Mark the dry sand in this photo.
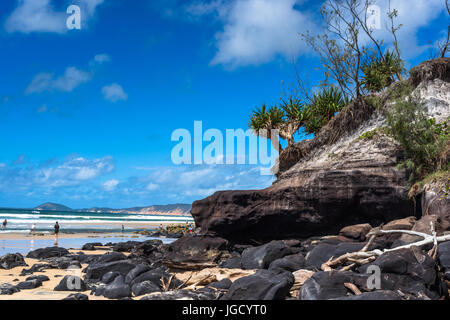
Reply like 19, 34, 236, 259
0, 249, 111, 300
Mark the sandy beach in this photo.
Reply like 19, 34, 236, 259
0, 220, 185, 241
0, 249, 112, 300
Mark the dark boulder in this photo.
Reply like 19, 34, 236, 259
27, 247, 69, 259
63, 293, 89, 300
131, 280, 161, 296
102, 275, 131, 299
222, 269, 294, 300
206, 278, 232, 290
84, 260, 137, 281
268, 254, 306, 272
26, 275, 50, 282
20, 263, 56, 276
0, 283, 20, 295
129, 267, 183, 290
125, 264, 151, 284
101, 271, 122, 284
300, 271, 369, 300
437, 241, 450, 279
76, 253, 98, 264
219, 257, 242, 269
82, 243, 103, 251
54, 275, 87, 291
130, 240, 163, 257
358, 247, 436, 286
163, 235, 229, 270
241, 241, 298, 270
56, 259, 82, 270
16, 279, 42, 290
358, 247, 439, 299
112, 241, 141, 252
339, 223, 372, 241
305, 242, 364, 269
92, 252, 127, 265
0, 253, 27, 270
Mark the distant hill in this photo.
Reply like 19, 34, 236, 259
35, 202, 72, 211
77, 203, 192, 215
34, 202, 191, 216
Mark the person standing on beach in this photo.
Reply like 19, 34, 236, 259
121, 224, 125, 233
2, 219, 7, 229
30, 223, 36, 235
54, 221, 60, 245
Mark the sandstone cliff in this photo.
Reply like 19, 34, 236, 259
191, 59, 450, 244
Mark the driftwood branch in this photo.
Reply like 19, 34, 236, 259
321, 225, 450, 271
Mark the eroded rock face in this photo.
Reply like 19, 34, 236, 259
191, 133, 413, 243
190, 59, 449, 244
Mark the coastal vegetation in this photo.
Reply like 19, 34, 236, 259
248, 0, 449, 197
386, 93, 449, 187
249, 0, 408, 150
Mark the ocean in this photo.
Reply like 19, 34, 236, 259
0, 208, 194, 234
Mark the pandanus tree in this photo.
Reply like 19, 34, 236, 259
249, 104, 283, 151
279, 95, 308, 146
303, 86, 349, 135
249, 95, 307, 151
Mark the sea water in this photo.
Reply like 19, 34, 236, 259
0, 208, 194, 234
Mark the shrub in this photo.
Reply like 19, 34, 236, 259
362, 51, 404, 93
386, 94, 449, 186
303, 87, 349, 135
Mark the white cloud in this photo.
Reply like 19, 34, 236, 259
366, 0, 447, 58
102, 83, 128, 102
5, 0, 66, 34
183, 0, 447, 67
0, 155, 114, 190
189, 0, 316, 68
146, 183, 159, 191
103, 179, 119, 191
5, 0, 104, 34
26, 67, 91, 94
93, 53, 111, 64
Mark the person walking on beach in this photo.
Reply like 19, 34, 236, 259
2, 219, 7, 229
30, 223, 36, 235
121, 224, 125, 233
54, 221, 60, 245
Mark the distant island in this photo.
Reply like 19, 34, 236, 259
33, 202, 192, 216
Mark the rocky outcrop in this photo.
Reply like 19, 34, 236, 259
163, 235, 230, 270
191, 59, 450, 244
0, 253, 27, 270
27, 247, 69, 259
0, 283, 20, 295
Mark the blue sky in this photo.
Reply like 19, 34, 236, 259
0, 0, 447, 209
